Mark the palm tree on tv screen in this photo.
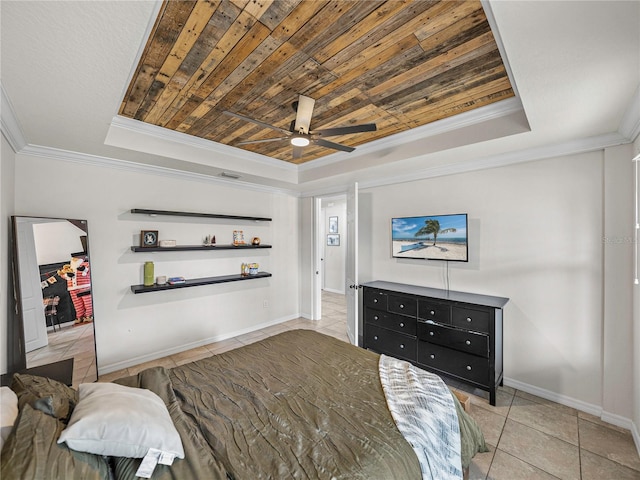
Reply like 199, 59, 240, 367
415, 219, 456, 246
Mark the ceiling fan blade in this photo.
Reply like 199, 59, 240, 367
235, 137, 289, 146
293, 95, 315, 134
313, 138, 355, 153
223, 111, 291, 135
292, 146, 304, 160
312, 123, 377, 137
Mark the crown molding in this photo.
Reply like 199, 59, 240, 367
0, 83, 27, 152
109, 115, 298, 173
619, 84, 640, 142
19, 144, 300, 196
299, 96, 525, 172
359, 131, 630, 190
301, 131, 630, 197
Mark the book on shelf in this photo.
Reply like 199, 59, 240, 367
168, 276, 186, 285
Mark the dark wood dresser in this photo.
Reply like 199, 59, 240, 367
362, 281, 509, 405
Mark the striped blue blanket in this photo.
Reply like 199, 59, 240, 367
379, 354, 463, 480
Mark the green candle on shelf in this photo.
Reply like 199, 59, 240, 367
144, 261, 154, 286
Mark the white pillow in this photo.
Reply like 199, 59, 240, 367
57, 382, 184, 459
0, 386, 19, 449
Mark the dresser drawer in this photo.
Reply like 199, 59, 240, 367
418, 299, 450, 323
388, 294, 417, 316
452, 306, 490, 333
418, 342, 489, 386
417, 321, 489, 357
364, 288, 388, 310
365, 309, 416, 336
365, 325, 416, 361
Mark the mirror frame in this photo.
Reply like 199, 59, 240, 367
7, 216, 98, 386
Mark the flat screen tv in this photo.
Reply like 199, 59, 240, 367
392, 213, 468, 262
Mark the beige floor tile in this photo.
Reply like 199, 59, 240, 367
498, 419, 580, 480
171, 346, 213, 365
205, 338, 244, 355
470, 405, 507, 446
580, 448, 640, 480
515, 390, 578, 417
470, 387, 515, 418
98, 368, 130, 383
578, 411, 633, 435
578, 418, 640, 472
488, 449, 560, 480
508, 395, 579, 445
468, 443, 494, 480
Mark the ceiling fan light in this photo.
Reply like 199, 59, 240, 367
291, 136, 310, 147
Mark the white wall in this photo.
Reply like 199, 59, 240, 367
359, 147, 634, 422
1, 134, 16, 375
322, 200, 346, 294
602, 145, 634, 423
13, 153, 300, 373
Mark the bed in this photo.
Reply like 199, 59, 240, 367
1, 329, 486, 480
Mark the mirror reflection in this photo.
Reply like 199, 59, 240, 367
13, 216, 98, 385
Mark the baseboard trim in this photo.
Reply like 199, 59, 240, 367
504, 376, 634, 432
100, 313, 300, 374
323, 288, 345, 295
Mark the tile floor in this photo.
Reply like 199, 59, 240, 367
98, 291, 640, 480
26, 321, 98, 385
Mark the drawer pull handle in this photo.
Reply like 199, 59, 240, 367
373, 335, 378, 341
374, 299, 378, 303
466, 365, 472, 371
374, 315, 379, 320
430, 354, 435, 359
466, 317, 472, 322
465, 340, 471, 345
399, 322, 405, 328
400, 344, 405, 349
430, 310, 435, 315
429, 331, 434, 336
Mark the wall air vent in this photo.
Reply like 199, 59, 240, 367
219, 172, 241, 180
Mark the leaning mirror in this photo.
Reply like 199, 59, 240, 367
11, 216, 98, 386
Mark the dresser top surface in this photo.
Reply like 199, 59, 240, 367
362, 281, 509, 308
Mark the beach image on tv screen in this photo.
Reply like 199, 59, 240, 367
392, 214, 468, 261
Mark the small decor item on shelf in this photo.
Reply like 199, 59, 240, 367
141, 230, 159, 248
251, 237, 261, 245
143, 262, 154, 286
168, 276, 186, 284
249, 263, 259, 275
203, 235, 217, 246
159, 240, 176, 247
233, 230, 245, 245
156, 275, 167, 285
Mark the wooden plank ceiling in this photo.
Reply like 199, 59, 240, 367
120, 0, 514, 164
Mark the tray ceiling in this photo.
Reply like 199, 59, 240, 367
120, 0, 514, 164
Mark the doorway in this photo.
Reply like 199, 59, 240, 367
316, 195, 348, 332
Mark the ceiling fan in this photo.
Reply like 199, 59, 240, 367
223, 95, 377, 160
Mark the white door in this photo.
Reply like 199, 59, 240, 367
346, 183, 359, 345
15, 219, 48, 352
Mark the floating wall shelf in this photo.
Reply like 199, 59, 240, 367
131, 244, 272, 252
131, 272, 272, 294
131, 208, 271, 222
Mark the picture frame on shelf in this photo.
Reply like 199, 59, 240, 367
327, 234, 340, 246
140, 230, 159, 248
233, 230, 245, 245
329, 216, 338, 233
